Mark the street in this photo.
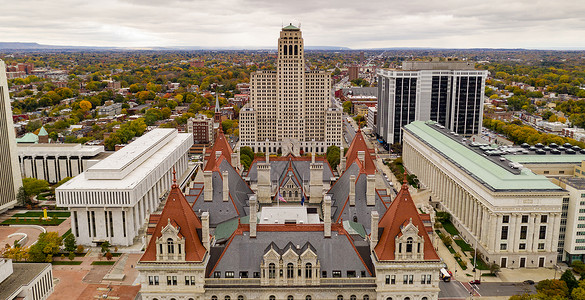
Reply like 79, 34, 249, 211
439, 281, 536, 299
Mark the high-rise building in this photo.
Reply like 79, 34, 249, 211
348, 65, 359, 81
0, 60, 23, 212
240, 25, 342, 155
376, 60, 488, 144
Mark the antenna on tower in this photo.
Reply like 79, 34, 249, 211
298, 22, 301, 29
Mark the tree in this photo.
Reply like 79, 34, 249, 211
326, 145, 340, 171
76, 245, 85, 254
572, 260, 585, 274
489, 263, 501, 275
79, 100, 92, 112
2, 244, 29, 261
572, 280, 585, 300
64, 234, 76, 252
101, 241, 111, 253
105, 251, 113, 261
535, 279, 569, 298
560, 269, 578, 292
240, 146, 255, 170
68, 251, 76, 261
22, 177, 49, 197
16, 186, 28, 206
342, 101, 352, 114
440, 235, 453, 247
28, 232, 62, 262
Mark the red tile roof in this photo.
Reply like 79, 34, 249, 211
140, 171, 207, 262
345, 128, 376, 174
204, 129, 233, 171
374, 175, 440, 261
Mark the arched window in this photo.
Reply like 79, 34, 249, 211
353, 216, 358, 222
385, 298, 392, 300
269, 263, 276, 279
238, 296, 244, 300
188, 298, 194, 300
306, 296, 312, 300
406, 237, 413, 253
225, 296, 231, 300
294, 45, 298, 55
284, 45, 288, 55
211, 297, 218, 300
167, 238, 174, 254
337, 296, 344, 300
305, 263, 312, 278
363, 296, 369, 300
287, 263, 294, 278
295, 190, 298, 198
270, 296, 276, 300
288, 296, 294, 300
350, 296, 357, 300
421, 298, 428, 300
404, 298, 411, 300
289, 45, 293, 56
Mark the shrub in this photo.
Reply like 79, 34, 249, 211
68, 251, 75, 261
105, 251, 113, 261
76, 245, 85, 254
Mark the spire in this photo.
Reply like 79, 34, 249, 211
215, 93, 220, 113
172, 167, 178, 189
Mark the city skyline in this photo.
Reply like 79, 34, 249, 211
1, 0, 585, 50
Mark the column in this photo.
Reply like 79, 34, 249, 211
545, 213, 555, 252
480, 207, 489, 246
509, 213, 518, 252
475, 203, 483, 240
531, 213, 540, 252
527, 213, 536, 252
488, 213, 498, 252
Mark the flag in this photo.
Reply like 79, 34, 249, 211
301, 195, 305, 206
278, 192, 287, 203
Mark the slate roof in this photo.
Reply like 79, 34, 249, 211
207, 223, 374, 278
329, 162, 388, 233
246, 155, 334, 186
188, 159, 252, 227
374, 177, 440, 261
140, 172, 207, 262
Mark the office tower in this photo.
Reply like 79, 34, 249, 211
0, 60, 23, 212
239, 25, 342, 155
376, 60, 488, 144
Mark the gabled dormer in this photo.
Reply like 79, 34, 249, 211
394, 219, 425, 261
156, 219, 186, 261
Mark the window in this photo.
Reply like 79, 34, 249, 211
287, 263, 294, 278
421, 275, 427, 284
540, 226, 547, 239
385, 275, 390, 284
350, 296, 357, 300
238, 296, 244, 300
254, 272, 260, 278
521, 215, 529, 223
306, 296, 312, 300
422, 298, 428, 300
520, 226, 527, 239
239, 271, 248, 278
406, 237, 413, 253
225, 297, 231, 300
386, 298, 393, 300
519, 243, 526, 250
288, 296, 294, 300
337, 296, 344, 300
541, 215, 548, 223
305, 263, 312, 278
148, 276, 159, 285
185, 276, 195, 285
225, 271, 234, 278
391, 275, 396, 284
212, 297, 218, 300
347, 271, 356, 278
363, 296, 369, 300
538, 243, 545, 250
503, 215, 510, 223
270, 296, 276, 300
501, 226, 509, 240
167, 238, 174, 254
332, 270, 342, 278
214, 271, 221, 278
322, 271, 327, 278
167, 276, 177, 285
409, 275, 413, 284
403, 275, 408, 284
500, 243, 507, 250
269, 263, 276, 279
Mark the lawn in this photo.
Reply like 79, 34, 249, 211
12, 211, 70, 218
52, 261, 82, 265
471, 256, 489, 270
454, 239, 473, 252
61, 229, 72, 239
91, 261, 116, 265
441, 219, 460, 236
1, 218, 66, 226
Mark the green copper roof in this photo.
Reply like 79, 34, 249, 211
16, 132, 39, 144
38, 126, 48, 136
214, 216, 251, 242
283, 24, 299, 30
404, 121, 563, 191
343, 220, 366, 238
504, 155, 585, 164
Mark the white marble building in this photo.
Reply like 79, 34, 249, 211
56, 129, 192, 246
18, 143, 106, 184
403, 121, 566, 269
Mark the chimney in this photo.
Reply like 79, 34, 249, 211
323, 195, 331, 238
202, 212, 210, 250
250, 195, 257, 238
204, 171, 213, 202
257, 163, 272, 203
339, 146, 346, 171
231, 148, 240, 170
349, 175, 356, 206
357, 151, 365, 165
222, 170, 229, 202
366, 174, 376, 206
370, 211, 379, 249
309, 162, 323, 203
312, 139, 316, 163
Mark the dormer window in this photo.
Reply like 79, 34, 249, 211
167, 238, 175, 254
406, 238, 413, 253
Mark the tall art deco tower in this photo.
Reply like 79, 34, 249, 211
239, 24, 342, 155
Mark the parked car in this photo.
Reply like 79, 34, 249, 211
523, 280, 535, 285
469, 280, 481, 285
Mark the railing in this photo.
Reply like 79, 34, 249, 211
320, 278, 376, 286
204, 277, 376, 287
205, 278, 261, 287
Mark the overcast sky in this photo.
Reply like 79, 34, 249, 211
1, 0, 584, 49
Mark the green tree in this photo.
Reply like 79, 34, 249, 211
572, 280, 585, 299
535, 279, 569, 298
28, 232, 62, 262
22, 178, 49, 197
240, 146, 255, 170
16, 186, 28, 206
560, 269, 578, 292
101, 241, 111, 253
68, 251, 76, 261
326, 145, 340, 171
342, 101, 352, 114
64, 234, 76, 252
